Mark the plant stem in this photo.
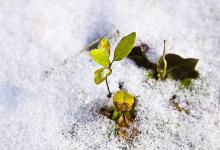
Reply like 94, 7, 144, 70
105, 77, 112, 98
162, 40, 167, 80
122, 112, 128, 127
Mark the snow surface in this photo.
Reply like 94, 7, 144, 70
0, 0, 220, 149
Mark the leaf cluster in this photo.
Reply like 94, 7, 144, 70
90, 32, 136, 85
128, 41, 199, 82
112, 91, 135, 127
99, 90, 136, 138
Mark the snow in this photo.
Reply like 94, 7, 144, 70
0, 0, 220, 149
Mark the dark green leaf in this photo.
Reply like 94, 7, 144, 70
165, 54, 199, 80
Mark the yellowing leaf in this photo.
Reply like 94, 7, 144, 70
157, 40, 167, 80
117, 112, 133, 127
98, 37, 110, 56
89, 49, 110, 67
157, 56, 167, 80
113, 91, 134, 111
94, 68, 112, 84
113, 32, 136, 61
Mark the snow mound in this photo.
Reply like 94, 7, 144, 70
0, 0, 220, 149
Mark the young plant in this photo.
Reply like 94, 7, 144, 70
89, 32, 136, 98
112, 91, 135, 127
128, 40, 199, 81
156, 40, 199, 80
100, 90, 136, 139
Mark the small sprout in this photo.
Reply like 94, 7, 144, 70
156, 40, 199, 81
113, 91, 134, 112
157, 40, 167, 80
90, 32, 136, 98
113, 90, 135, 129
114, 39, 199, 82
99, 90, 136, 139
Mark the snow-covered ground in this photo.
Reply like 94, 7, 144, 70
0, 0, 220, 149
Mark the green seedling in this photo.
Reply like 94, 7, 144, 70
128, 40, 199, 82
90, 32, 136, 98
99, 90, 136, 139
112, 90, 137, 141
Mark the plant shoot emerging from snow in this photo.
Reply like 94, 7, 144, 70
90, 32, 136, 98
156, 40, 199, 81
112, 90, 135, 128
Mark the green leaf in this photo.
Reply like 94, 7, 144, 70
113, 91, 134, 111
113, 32, 136, 61
94, 68, 112, 84
112, 109, 120, 121
165, 54, 199, 80
89, 49, 110, 67
98, 37, 111, 56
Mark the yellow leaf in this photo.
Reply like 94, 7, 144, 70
117, 112, 133, 127
94, 68, 112, 84
89, 49, 110, 67
98, 37, 110, 56
113, 91, 134, 111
